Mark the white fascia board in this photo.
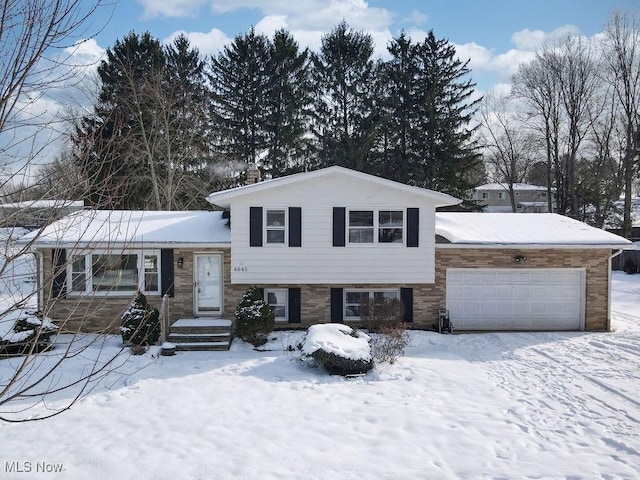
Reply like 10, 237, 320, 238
436, 243, 632, 250
207, 166, 461, 208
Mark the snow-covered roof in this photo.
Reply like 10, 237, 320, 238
474, 183, 547, 191
207, 166, 461, 209
21, 210, 230, 248
1, 200, 84, 209
435, 213, 632, 248
518, 202, 548, 207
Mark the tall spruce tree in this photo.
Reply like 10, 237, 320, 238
311, 21, 379, 172
208, 28, 270, 176
376, 31, 480, 196
263, 29, 312, 177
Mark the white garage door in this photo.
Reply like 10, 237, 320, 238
446, 268, 585, 331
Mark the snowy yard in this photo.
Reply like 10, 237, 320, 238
1, 259, 640, 478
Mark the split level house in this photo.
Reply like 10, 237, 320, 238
23, 166, 631, 345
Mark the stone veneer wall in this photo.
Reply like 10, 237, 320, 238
40, 247, 612, 333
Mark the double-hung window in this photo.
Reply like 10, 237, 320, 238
348, 210, 404, 244
265, 209, 286, 244
68, 250, 161, 295
344, 289, 400, 321
265, 289, 288, 322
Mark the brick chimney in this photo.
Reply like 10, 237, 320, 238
246, 164, 261, 184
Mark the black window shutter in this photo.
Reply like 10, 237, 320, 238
160, 249, 175, 297
250, 207, 263, 247
258, 288, 264, 299
400, 287, 413, 323
330, 288, 344, 323
288, 288, 301, 323
52, 249, 66, 298
289, 207, 302, 247
333, 207, 346, 247
407, 208, 419, 247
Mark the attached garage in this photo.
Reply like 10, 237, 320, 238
446, 268, 585, 331
435, 212, 632, 332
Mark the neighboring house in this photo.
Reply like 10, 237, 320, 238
24, 166, 630, 338
472, 183, 549, 213
0, 200, 85, 228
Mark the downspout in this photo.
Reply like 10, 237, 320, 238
608, 249, 624, 331
34, 250, 44, 314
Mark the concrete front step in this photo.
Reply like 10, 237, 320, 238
168, 332, 231, 343
173, 341, 230, 352
168, 318, 233, 351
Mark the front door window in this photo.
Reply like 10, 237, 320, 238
195, 254, 222, 314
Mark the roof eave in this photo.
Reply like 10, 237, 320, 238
436, 243, 632, 250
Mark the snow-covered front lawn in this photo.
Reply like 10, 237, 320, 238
1, 269, 640, 478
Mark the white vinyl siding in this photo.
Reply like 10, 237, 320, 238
227, 175, 438, 284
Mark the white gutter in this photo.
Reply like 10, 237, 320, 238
436, 243, 633, 250
608, 248, 625, 331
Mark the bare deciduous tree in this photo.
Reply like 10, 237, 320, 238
603, 10, 640, 237
0, 0, 141, 423
478, 90, 539, 212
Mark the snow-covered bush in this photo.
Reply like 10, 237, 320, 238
0, 309, 58, 355
120, 292, 160, 346
301, 323, 373, 375
234, 286, 275, 347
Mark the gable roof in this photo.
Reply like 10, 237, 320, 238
21, 210, 230, 248
206, 166, 461, 208
435, 212, 631, 248
474, 183, 547, 192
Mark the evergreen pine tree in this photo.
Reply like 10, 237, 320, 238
263, 29, 312, 177
208, 28, 270, 177
311, 21, 379, 172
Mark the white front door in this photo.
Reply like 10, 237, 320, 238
195, 254, 222, 315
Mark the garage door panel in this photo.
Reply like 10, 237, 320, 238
446, 268, 584, 331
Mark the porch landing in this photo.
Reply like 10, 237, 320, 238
168, 318, 233, 351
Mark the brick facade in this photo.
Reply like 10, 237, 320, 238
40, 246, 612, 333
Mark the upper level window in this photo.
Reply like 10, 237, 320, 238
481, 192, 489, 199
349, 211, 374, 243
541, 192, 547, 198
265, 209, 286, 244
498, 192, 506, 200
348, 210, 403, 244
69, 250, 160, 295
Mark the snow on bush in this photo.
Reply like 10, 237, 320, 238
0, 308, 58, 355
120, 292, 160, 346
302, 323, 373, 375
234, 286, 275, 347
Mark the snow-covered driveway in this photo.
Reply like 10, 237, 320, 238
1, 273, 640, 479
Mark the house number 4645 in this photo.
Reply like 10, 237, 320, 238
233, 266, 248, 272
